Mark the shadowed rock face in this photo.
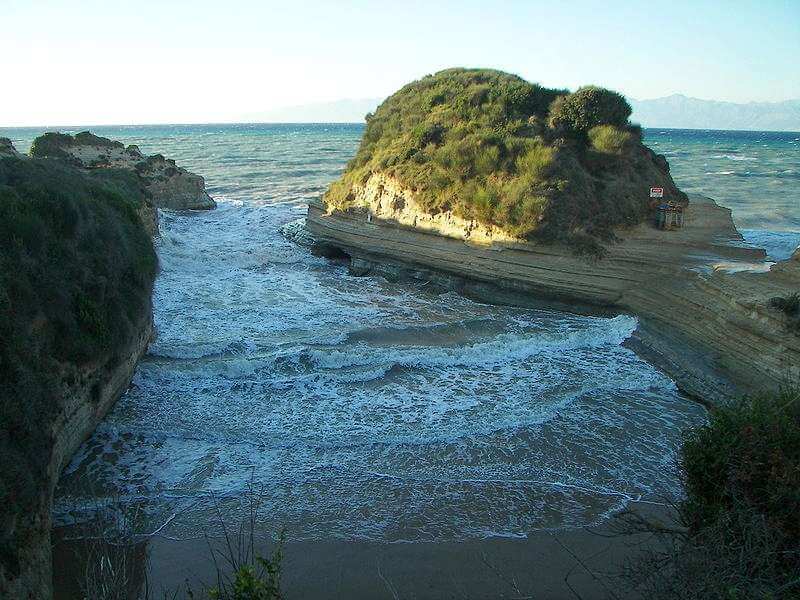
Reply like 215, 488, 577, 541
0, 137, 21, 158
30, 131, 216, 211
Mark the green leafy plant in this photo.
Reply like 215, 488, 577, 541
624, 387, 800, 599
769, 292, 800, 334
548, 86, 632, 134
588, 125, 634, 154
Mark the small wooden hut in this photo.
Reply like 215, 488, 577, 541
655, 202, 684, 230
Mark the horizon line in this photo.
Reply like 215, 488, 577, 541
1, 122, 799, 135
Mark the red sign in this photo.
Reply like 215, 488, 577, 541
650, 187, 664, 198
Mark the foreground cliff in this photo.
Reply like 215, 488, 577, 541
0, 146, 157, 597
30, 131, 216, 211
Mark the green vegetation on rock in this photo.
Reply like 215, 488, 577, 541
29, 131, 124, 162
548, 86, 631, 133
629, 387, 800, 598
0, 155, 157, 579
325, 68, 686, 249
769, 292, 800, 334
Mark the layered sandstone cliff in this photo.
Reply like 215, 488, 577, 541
307, 184, 799, 404
30, 131, 216, 211
0, 148, 158, 598
2, 316, 153, 599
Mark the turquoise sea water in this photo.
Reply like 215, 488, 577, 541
645, 128, 800, 259
1, 125, 796, 545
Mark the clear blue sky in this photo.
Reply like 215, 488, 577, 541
3, 0, 799, 125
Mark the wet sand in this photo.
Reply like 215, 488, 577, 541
53, 502, 670, 599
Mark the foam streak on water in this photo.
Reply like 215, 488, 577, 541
54, 197, 701, 540
17, 124, 794, 542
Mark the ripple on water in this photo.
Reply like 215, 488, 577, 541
23, 124, 760, 543
54, 199, 705, 542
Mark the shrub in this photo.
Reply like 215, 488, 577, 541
30, 132, 125, 160
548, 86, 632, 134
29, 132, 77, 161
588, 125, 634, 154
623, 388, 800, 599
769, 292, 800, 334
769, 292, 799, 315
682, 388, 800, 540
678, 388, 799, 595
73, 131, 124, 149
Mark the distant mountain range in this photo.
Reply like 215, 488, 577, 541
630, 95, 800, 131
243, 95, 800, 132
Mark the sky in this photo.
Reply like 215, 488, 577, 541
1, 0, 799, 126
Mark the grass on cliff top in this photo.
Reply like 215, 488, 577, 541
769, 292, 800, 335
0, 155, 156, 579
29, 131, 125, 162
325, 67, 687, 250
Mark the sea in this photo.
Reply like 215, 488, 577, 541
2, 125, 798, 586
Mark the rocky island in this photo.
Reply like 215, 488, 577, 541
0, 138, 161, 598
307, 68, 800, 402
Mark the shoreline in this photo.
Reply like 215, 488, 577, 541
306, 193, 799, 405
53, 501, 678, 600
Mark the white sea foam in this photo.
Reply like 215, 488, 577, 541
709, 154, 757, 161
50, 125, 709, 543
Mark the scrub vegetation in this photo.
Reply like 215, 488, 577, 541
769, 292, 800, 334
29, 131, 125, 162
0, 154, 156, 581
625, 387, 800, 599
325, 68, 687, 250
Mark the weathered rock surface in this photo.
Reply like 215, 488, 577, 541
347, 173, 517, 244
1, 315, 153, 599
307, 190, 800, 404
30, 131, 216, 210
1, 137, 161, 236
0, 137, 22, 158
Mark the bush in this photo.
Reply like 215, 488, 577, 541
324, 68, 685, 250
623, 388, 800, 599
769, 292, 799, 315
28, 131, 77, 161
769, 292, 800, 334
0, 156, 157, 579
682, 388, 800, 541
548, 86, 632, 134
588, 125, 634, 154
30, 131, 124, 160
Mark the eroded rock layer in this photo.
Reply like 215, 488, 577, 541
30, 131, 216, 211
2, 317, 152, 599
307, 192, 799, 403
